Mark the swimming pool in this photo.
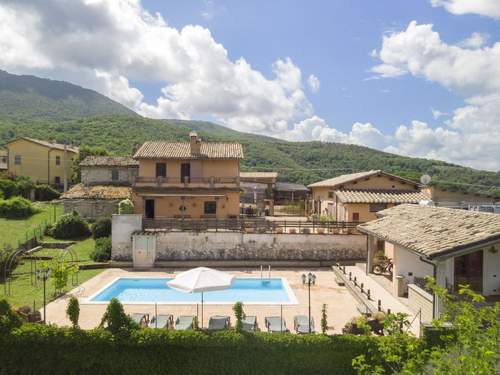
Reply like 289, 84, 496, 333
87, 277, 298, 305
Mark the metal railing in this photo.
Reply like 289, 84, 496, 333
143, 217, 362, 234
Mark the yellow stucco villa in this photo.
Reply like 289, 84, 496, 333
132, 132, 243, 219
5, 137, 78, 187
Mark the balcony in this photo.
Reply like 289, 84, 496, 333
133, 176, 240, 189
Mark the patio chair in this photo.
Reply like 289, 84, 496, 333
208, 315, 231, 331
130, 313, 149, 327
294, 315, 315, 334
148, 314, 174, 329
175, 315, 195, 330
265, 316, 289, 333
242, 315, 258, 332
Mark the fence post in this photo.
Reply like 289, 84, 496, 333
378, 300, 381, 312
349, 272, 352, 281
367, 289, 371, 300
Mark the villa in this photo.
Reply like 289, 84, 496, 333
358, 204, 500, 322
308, 170, 427, 221
131, 132, 243, 219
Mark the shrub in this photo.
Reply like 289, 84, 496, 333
53, 211, 90, 239
34, 185, 60, 201
321, 304, 328, 334
100, 298, 138, 336
91, 218, 111, 239
118, 199, 134, 214
232, 302, 244, 332
66, 296, 80, 328
0, 299, 22, 335
0, 197, 38, 218
90, 237, 112, 262
0, 179, 19, 199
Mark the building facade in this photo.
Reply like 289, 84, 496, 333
80, 156, 138, 186
5, 137, 78, 187
308, 170, 423, 222
132, 132, 243, 219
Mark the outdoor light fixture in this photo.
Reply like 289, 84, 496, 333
302, 272, 316, 333
36, 267, 51, 324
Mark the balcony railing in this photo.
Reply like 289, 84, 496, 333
134, 176, 240, 187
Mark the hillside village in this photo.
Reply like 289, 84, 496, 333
0, 1, 499, 373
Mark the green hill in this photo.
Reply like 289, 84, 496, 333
0, 70, 136, 122
0, 70, 498, 198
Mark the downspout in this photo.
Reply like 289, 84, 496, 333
47, 148, 52, 185
419, 256, 437, 319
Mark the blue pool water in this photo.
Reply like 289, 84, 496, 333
90, 278, 295, 304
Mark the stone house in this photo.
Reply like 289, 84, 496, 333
358, 204, 500, 322
80, 156, 138, 186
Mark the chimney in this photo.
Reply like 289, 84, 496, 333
189, 131, 201, 155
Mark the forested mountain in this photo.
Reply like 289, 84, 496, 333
0, 70, 498, 197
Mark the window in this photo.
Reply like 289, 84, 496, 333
111, 169, 119, 181
204, 201, 217, 215
54, 176, 61, 185
156, 163, 166, 178
352, 212, 360, 222
55, 156, 61, 166
181, 163, 191, 183
14, 155, 21, 165
369, 203, 388, 212
328, 191, 334, 199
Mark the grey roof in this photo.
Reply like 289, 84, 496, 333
357, 204, 500, 259
134, 141, 244, 160
274, 182, 309, 192
80, 156, 138, 167
335, 189, 429, 204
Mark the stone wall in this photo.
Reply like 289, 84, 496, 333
81, 166, 137, 186
62, 199, 120, 220
112, 231, 366, 263
408, 283, 433, 323
111, 214, 143, 261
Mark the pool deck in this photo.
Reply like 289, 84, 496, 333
44, 268, 359, 334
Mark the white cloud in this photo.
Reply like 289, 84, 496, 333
371, 21, 500, 96
431, 108, 446, 119
307, 74, 320, 93
458, 32, 489, 49
430, 0, 500, 19
0, 0, 315, 138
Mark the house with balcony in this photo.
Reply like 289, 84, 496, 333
132, 132, 243, 219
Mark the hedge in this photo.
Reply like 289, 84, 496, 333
0, 197, 38, 218
90, 237, 112, 262
52, 211, 91, 239
34, 184, 60, 201
0, 324, 383, 375
91, 218, 111, 239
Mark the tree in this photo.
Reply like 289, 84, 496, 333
66, 296, 80, 328
321, 304, 328, 334
232, 302, 244, 332
99, 298, 137, 336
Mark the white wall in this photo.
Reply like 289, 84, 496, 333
483, 244, 500, 295
111, 214, 143, 261
392, 244, 434, 292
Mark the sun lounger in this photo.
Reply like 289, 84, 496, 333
148, 314, 174, 329
208, 315, 230, 330
265, 316, 289, 333
242, 315, 258, 332
294, 315, 315, 334
175, 315, 195, 330
130, 313, 149, 327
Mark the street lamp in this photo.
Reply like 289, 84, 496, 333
36, 268, 51, 324
302, 272, 316, 333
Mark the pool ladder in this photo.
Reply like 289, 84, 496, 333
260, 265, 271, 280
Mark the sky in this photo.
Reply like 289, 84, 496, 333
0, 0, 499, 170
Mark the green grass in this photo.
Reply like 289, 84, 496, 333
0, 202, 62, 249
2, 237, 105, 309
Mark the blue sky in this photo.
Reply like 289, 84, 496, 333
0, 0, 499, 170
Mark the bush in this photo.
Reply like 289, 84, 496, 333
34, 185, 60, 201
0, 324, 386, 375
232, 302, 244, 332
0, 299, 22, 335
66, 297, 80, 328
90, 237, 112, 262
0, 197, 38, 218
0, 179, 20, 199
118, 199, 134, 214
100, 298, 137, 336
91, 218, 111, 239
53, 211, 90, 239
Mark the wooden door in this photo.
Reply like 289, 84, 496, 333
454, 250, 483, 293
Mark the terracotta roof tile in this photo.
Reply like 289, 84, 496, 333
80, 156, 138, 167
308, 170, 419, 188
357, 204, 500, 258
336, 189, 429, 204
133, 141, 243, 160
61, 184, 131, 200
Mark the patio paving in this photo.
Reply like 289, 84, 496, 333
43, 268, 360, 334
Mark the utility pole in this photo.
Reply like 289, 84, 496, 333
63, 142, 68, 192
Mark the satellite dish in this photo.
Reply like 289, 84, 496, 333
420, 174, 432, 185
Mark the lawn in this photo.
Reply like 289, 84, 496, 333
2, 237, 106, 309
0, 202, 62, 249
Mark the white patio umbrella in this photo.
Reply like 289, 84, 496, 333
167, 267, 235, 327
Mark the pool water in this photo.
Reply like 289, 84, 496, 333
89, 278, 297, 304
